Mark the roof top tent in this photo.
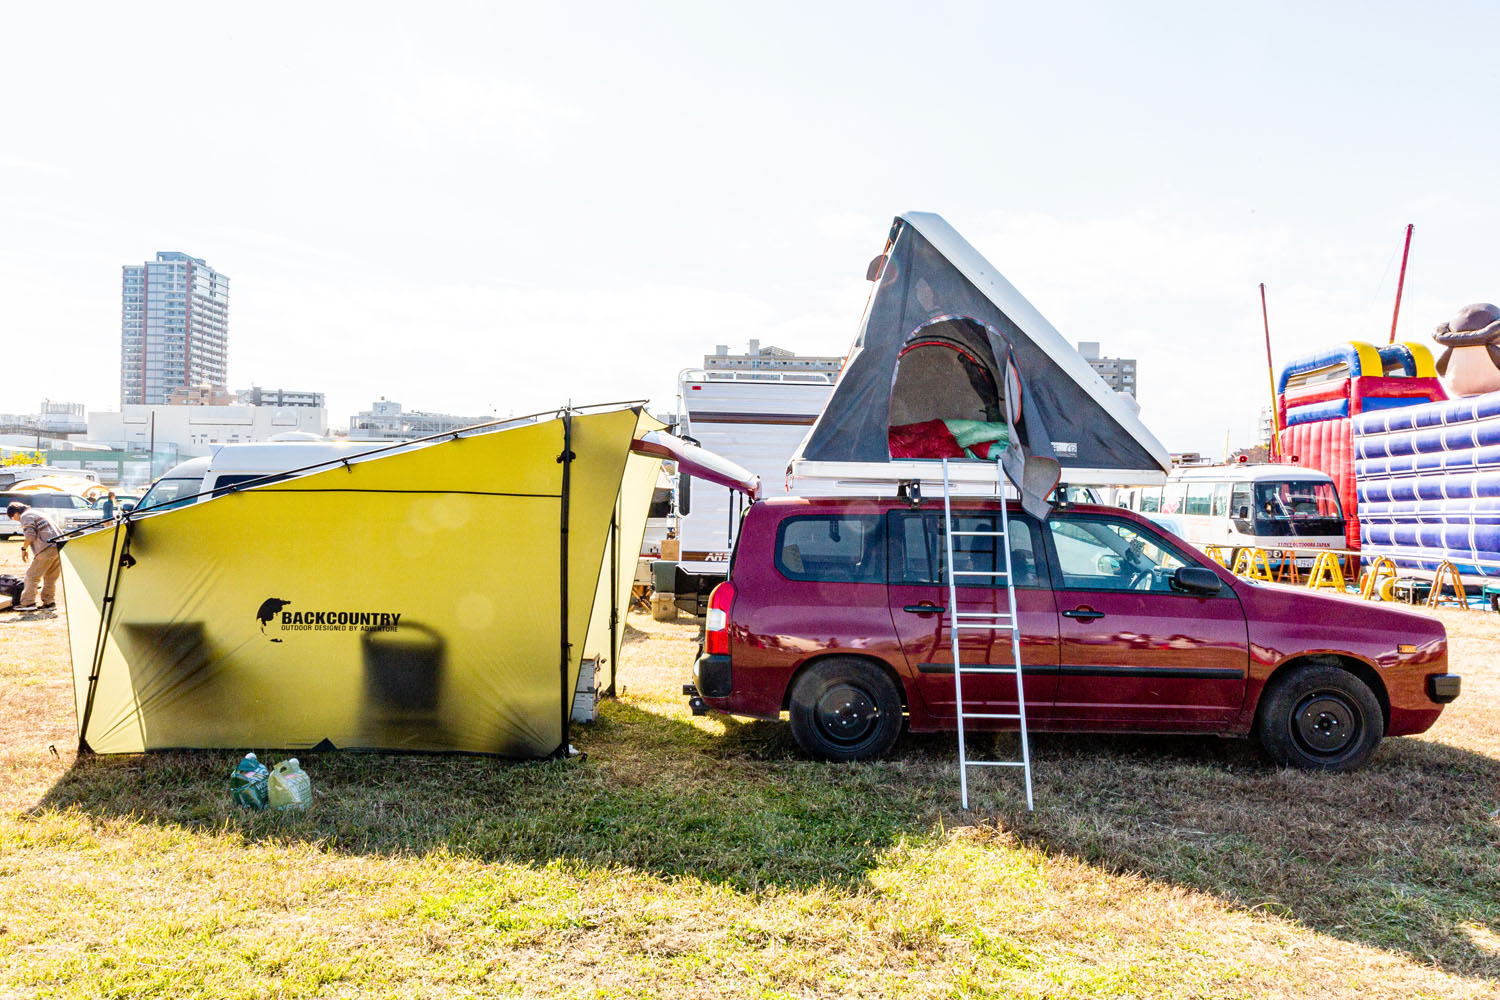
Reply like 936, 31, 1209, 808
789, 212, 1170, 517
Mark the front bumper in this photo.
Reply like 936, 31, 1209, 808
1426, 673, 1462, 704
693, 653, 732, 698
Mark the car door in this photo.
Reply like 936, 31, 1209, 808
1043, 513, 1249, 729
886, 508, 1060, 720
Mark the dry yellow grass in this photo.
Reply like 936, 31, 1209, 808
0, 536, 1496, 998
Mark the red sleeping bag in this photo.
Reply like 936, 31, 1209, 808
888, 421, 1004, 460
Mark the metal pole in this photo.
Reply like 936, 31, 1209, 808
1388, 224, 1414, 345
606, 500, 619, 698
557, 409, 574, 757
1260, 283, 1281, 461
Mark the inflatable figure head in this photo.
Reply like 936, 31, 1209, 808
1433, 302, 1500, 397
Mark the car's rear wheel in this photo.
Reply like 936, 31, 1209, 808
1257, 662, 1383, 771
788, 657, 903, 762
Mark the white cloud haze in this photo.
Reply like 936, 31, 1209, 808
2, 1, 1498, 458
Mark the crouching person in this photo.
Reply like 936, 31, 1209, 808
7, 502, 62, 611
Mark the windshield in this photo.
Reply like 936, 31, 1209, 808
137, 477, 204, 512
1246, 480, 1344, 537
1255, 481, 1342, 520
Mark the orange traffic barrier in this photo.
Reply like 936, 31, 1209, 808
1274, 553, 1301, 585
1307, 551, 1347, 593
1359, 556, 1398, 601
1202, 545, 1230, 568
1427, 561, 1469, 610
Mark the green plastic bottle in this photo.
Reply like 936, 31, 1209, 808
268, 758, 312, 811
230, 753, 270, 810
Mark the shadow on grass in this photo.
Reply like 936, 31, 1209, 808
1005, 730, 1500, 981
33, 700, 1500, 979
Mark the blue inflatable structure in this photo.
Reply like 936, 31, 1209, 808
1354, 390, 1500, 580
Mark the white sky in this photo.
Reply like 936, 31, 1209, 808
2, 1, 1498, 457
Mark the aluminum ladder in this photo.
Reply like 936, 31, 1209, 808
940, 458, 1034, 811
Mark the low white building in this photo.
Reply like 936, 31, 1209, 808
349, 399, 488, 441
88, 403, 329, 458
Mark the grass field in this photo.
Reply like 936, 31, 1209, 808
1, 537, 1497, 998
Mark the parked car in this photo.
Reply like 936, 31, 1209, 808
134, 442, 374, 514
0, 489, 105, 538
693, 497, 1460, 771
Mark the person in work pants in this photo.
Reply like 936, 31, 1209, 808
7, 502, 62, 610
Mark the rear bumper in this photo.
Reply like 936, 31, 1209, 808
1426, 673, 1461, 704
693, 653, 732, 698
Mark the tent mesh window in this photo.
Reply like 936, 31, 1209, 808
888, 316, 1009, 460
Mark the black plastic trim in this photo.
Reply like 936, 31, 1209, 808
695, 654, 733, 697
1426, 673, 1461, 704
914, 662, 1245, 680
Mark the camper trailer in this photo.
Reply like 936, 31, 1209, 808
673, 367, 879, 612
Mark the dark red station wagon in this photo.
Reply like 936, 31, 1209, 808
690, 497, 1461, 770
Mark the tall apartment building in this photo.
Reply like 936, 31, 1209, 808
1076, 341, 1138, 399
121, 252, 230, 406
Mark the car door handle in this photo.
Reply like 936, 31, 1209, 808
903, 605, 946, 615
1063, 608, 1105, 621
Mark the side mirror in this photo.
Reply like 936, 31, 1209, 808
1236, 505, 1250, 520
865, 254, 887, 281
1171, 565, 1223, 596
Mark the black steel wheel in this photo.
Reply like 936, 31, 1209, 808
1257, 661, 1383, 771
788, 657, 903, 762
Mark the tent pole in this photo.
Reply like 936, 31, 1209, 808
607, 497, 620, 699
557, 409, 574, 757
76, 517, 131, 753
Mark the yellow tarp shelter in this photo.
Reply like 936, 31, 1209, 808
61, 406, 663, 757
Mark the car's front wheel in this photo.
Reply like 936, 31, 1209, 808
788, 657, 903, 762
1257, 661, 1384, 771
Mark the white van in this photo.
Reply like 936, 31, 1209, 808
1117, 464, 1346, 564
135, 441, 375, 513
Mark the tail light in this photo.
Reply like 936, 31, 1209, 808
704, 581, 735, 655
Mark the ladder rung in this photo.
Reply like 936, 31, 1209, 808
950, 530, 1004, 537
961, 712, 1021, 719
955, 623, 1012, 631
964, 761, 1028, 769
958, 666, 1017, 674
950, 570, 1008, 576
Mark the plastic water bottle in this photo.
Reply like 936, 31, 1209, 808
230, 753, 270, 810
268, 758, 313, 811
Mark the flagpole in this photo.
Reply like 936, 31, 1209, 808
1388, 223, 1414, 345
1261, 283, 1280, 461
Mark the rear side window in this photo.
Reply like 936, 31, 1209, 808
776, 514, 884, 583
890, 511, 1048, 589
